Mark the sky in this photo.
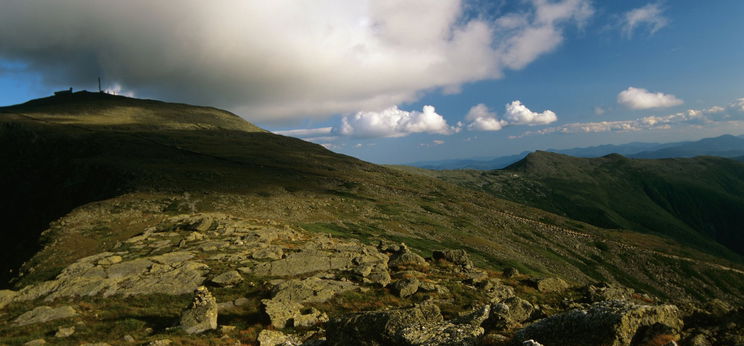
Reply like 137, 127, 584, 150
1, 0, 743, 164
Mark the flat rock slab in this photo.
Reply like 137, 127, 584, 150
14, 305, 78, 326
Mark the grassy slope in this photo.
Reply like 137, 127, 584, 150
3, 93, 744, 303
411, 151, 744, 260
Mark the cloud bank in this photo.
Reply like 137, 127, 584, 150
337, 105, 458, 138
0, 0, 592, 121
617, 87, 683, 110
515, 97, 744, 138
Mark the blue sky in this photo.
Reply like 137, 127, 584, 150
1, 1, 743, 164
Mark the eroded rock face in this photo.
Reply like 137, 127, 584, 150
13, 305, 78, 326
180, 286, 218, 334
515, 300, 683, 346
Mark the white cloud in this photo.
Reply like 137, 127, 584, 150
730, 98, 744, 112
594, 106, 606, 115
337, 105, 458, 138
466, 104, 506, 131
433, 139, 445, 145
617, 87, 683, 110
514, 100, 744, 138
465, 101, 557, 131
503, 100, 558, 125
622, 3, 668, 38
0, 0, 593, 121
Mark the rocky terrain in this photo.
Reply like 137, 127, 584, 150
1, 93, 743, 345
0, 210, 742, 345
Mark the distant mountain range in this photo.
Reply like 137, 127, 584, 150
408, 134, 744, 170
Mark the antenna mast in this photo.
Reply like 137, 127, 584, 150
98, 77, 102, 93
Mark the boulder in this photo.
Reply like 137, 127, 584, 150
480, 279, 515, 302
326, 302, 444, 345
210, 270, 243, 287
327, 303, 489, 346
180, 286, 218, 334
490, 297, 534, 329
13, 305, 78, 326
586, 282, 636, 302
392, 277, 419, 298
515, 300, 683, 346
388, 247, 428, 270
535, 277, 569, 293
23, 339, 46, 345
433, 249, 473, 269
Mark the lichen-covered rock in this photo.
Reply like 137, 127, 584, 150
515, 300, 683, 346
326, 302, 444, 345
433, 249, 473, 269
393, 277, 419, 298
210, 270, 243, 287
180, 286, 218, 334
262, 277, 355, 328
491, 297, 534, 329
586, 282, 636, 302
535, 277, 569, 293
388, 246, 428, 270
480, 279, 515, 302
257, 329, 302, 346
13, 305, 78, 326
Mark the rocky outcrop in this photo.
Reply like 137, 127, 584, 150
514, 300, 683, 346
180, 286, 218, 334
0, 290, 17, 309
326, 303, 490, 346
392, 277, 419, 298
388, 245, 428, 270
490, 297, 534, 329
13, 305, 78, 326
262, 277, 356, 328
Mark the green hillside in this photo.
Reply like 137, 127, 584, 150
415, 151, 744, 260
2, 92, 743, 303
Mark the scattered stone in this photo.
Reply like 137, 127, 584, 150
523, 340, 544, 346
392, 277, 419, 298
535, 277, 569, 293
220, 325, 237, 334
55, 326, 75, 338
363, 265, 392, 287
23, 339, 46, 346
148, 339, 172, 346
463, 270, 489, 284
432, 249, 473, 269
79, 343, 111, 346
0, 289, 17, 309
13, 305, 78, 326
123, 335, 135, 342
180, 286, 218, 334
257, 329, 301, 346
515, 300, 683, 346
685, 333, 713, 346
210, 270, 244, 287
503, 267, 520, 278
632, 322, 680, 346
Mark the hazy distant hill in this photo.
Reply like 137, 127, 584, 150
408, 134, 744, 170
422, 151, 744, 258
